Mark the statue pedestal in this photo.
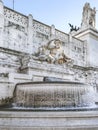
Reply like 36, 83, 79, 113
21, 60, 74, 81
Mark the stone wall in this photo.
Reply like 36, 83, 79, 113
3, 7, 28, 53
70, 37, 87, 66
0, 4, 87, 67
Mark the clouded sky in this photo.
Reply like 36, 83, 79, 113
2, 0, 98, 33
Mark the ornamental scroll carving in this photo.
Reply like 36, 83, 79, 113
32, 39, 72, 64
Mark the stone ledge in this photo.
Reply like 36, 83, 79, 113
0, 110, 98, 130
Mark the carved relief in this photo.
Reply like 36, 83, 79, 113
33, 21, 50, 52
33, 20, 50, 35
32, 39, 72, 64
4, 7, 28, 27
0, 52, 19, 67
55, 30, 68, 42
18, 54, 31, 70
5, 21, 25, 32
4, 25, 28, 52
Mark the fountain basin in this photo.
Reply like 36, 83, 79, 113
13, 81, 95, 109
0, 110, 98, 130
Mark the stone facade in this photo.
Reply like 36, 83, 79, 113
0, 1, 98, 105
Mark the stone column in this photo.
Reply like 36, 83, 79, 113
50, 24, 55, 40
0, 0, 4, 47
27, 14, 33, 54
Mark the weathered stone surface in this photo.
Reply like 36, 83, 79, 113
0, 111, 98, 130
0, 0, 97, 104
0, 1, 98, 129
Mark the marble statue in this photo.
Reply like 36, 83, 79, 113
33, 39, 71, 64
81, 2, 96, 28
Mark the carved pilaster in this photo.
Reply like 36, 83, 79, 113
68, 32, 73, 58
69, 32, 72, 42
0, 0, 4, 47
27, 14, 33, 54
50, 24, 55, 40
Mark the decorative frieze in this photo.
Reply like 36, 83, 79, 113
55, 29, 68, 42
33, 20, 50, 35
4, 7, 28, 27
33, 20, 50, 52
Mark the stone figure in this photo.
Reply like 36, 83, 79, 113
32, 39, 72, 64
81, 2, 96, 28
89, 7, 96, 27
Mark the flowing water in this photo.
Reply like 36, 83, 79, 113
13, 81, 95, 110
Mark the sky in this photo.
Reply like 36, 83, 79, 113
2, 0, 98, 33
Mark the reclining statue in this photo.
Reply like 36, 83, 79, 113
32, 39, 72, 64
